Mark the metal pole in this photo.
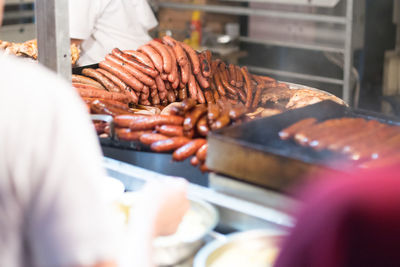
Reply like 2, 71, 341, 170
35, 0, 71, 81
343, 0, 354, 104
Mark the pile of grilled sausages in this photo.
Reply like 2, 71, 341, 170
113, 99, 247, 171
279, 117, 400, 169
72, 36, 278, 107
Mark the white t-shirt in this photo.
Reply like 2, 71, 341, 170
0, 54, 121, 267
69, 0, 158, 66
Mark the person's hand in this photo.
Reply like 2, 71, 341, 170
140, 177, 190, 237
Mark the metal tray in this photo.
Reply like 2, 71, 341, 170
206, 100, 400, 191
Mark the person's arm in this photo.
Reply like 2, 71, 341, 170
1, 58, 121, 267
126, 179, 189, 267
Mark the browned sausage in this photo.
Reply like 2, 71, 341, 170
96, 68, 130, 93
199, 163, 210, 173
196, 115, 209, 136
74, 84, 131, 104
235, 66, 243, 87
90, 100, 133, 116
123, 50, 155, 69
156, 125, 184, 137
82, 68, 119, 92
150, 136, 191, 152
229, 104, 247, 120
180, 42, 201, 75
241, 67, 254, 108
208, 103, 220, 122
183, 129, 195, 139
149, 40, 172, 74
165, 45, 179, 86
222, 79, 238, 96
196, 143, 208, 161
211, 113, 231, 130
111, 48, 158, 78
106, 54, 155, 87
116, 128, 152, 141
237, 88, 246, 103
72, 74, 105, 90
155, 75, 166, 92
195, 72, 210, 89
140, 133, 169, 145
99, 60, 144, 92
252, 84, 263, 108
129, 115, 184, 130
178, 87, 188, 101
200, 51, 211, 78
180, 63, 190, 84
190, 156, 200, 166
83, 98, 128, 110
204, 89, 215, 104
162, 36, 188, 67
138, 45, 164, 73
278, 118, 318, 140
228, 64, 237, 86
172, 138, 207, 161
178, 98, 197, 113
159, 90, 167, 101
188, 74, 198, 99
196, 82, 206, 104
183, 105, 207, 131
167, 90, 176, 103
114, 115, 145, 128
140, 99, 151, 105
214, 71, 226, 96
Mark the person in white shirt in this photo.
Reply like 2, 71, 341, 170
0, 1, 188, 266
69, 0, 158, 66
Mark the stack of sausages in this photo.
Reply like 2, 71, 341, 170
113, 99, 247, 172
279, 117, 400, 169
73, 36, 278, 108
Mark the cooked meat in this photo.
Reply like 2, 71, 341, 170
261, 86, 293, 104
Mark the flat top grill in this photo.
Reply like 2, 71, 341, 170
206, 100, 400, 191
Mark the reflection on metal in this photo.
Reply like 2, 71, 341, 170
158, 2, 346, 24
247, 65, 344, 85
35, 0, 71, 81
103, 157, 294, 229
342, 0, 354, 104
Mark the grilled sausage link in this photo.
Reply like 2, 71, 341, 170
138, 45, 164, 73
149, 40, 172, 74
82, 68, 119, 92
115, 128, 152, 141
172, 138, 207, 161
99, 60, 144, 92
140, 133, 169, 145
73, 84, 131, 103
196, 143, 208, 161
241, 66, 254, 108
123, 50, 155, 68
156, 125, 184, 137
183, 105, 207, 131
106, 53, 155, 87
111, 48, 158, 78
72, 74, 105, 90
196, 115, 209, 137
150, 137, 191, 152
180, 42, 201, 75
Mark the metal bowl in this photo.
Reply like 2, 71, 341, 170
154, 198, 219, 266
194, 229, 286, 267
